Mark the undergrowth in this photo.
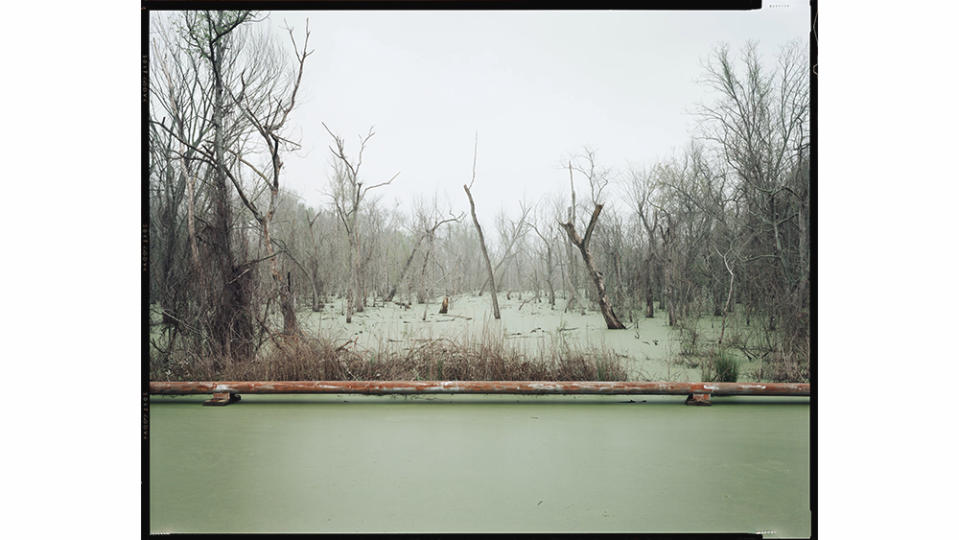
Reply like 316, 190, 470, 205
151, 331, 629, 382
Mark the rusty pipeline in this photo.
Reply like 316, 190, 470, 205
149, 380, 809, 397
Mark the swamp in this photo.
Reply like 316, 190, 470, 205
148, 11, 809, 386
145, 7, 813, 537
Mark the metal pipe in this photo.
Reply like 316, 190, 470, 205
149, 380, 809, 396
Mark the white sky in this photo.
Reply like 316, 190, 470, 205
158, 7, 810, 226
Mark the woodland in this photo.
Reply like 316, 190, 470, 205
148, 11, 810, 383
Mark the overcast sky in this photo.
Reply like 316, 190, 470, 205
157, 7, 809, 227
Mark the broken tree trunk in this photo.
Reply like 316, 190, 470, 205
560, 203, 626, 330
464, 184, 500, 320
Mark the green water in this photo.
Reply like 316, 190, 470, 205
293, 294, 735, 381
153, 294, 785, 382
149, 395, 810, 536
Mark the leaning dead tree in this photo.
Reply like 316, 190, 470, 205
560, 152, 626, 330
324, 123, 398, 323
386, 233, 424, 302
463, 135, 501, 320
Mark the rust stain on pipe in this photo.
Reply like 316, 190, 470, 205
149, 380, 809, 396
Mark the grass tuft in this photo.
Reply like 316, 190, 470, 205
702, 347, 739, 383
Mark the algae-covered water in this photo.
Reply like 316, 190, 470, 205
149, 394, 810, 536
295, 294, 758, 381
151, 293, 783, 382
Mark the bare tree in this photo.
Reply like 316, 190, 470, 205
698, 41, 809, 334
627, 167, 661, 318
529, 203, 559, 307
151, 20, 213, 278
147, 16, 809, 383
652, 147, 717, 324
478, 203, 531, 296
267, 193, 321, 315
324, 124, 399, 323
386, 232, 425, 303
559, 151, 626, 330
355, 200, 386, 308
227, 21, 312, 334
593, 206, 627, 311
413, 201, 464, 304
153, 10, 261, 361
304, 207, 334, 310
463, 135, 501, 320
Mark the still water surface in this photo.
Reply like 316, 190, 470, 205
149, 394, 809, 536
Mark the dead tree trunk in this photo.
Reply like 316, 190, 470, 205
305, 213, 326, 311
178, 150, 201, 272
387, 234, 424, 302
564, 210, 583, 313
462, 135, 500, 320
464, 184, 500, 320
310, 270, 324, 311
564, 165, 586, 314
560, 204, 626, 330
357, 232, 377, 312
416, 232, 435, 304
530, 222, 556, 307
477, 253, 514, 296
661, 221, 677, 327
261, 216, 298, 334
324, 124, 398, 323
347, 227, 359, 323
210, 34, 254, 361
545, 244, 556, 307
644, 261, 655, 318
717, 252, 735, 345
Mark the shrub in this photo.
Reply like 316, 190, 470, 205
702, 347, 738, 382
150, 330, 629, 382
677, 321, 701, 356
713, 351, 739, 382
760, 350, 810, 383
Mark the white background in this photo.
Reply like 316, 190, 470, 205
1, 2, 957, 538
